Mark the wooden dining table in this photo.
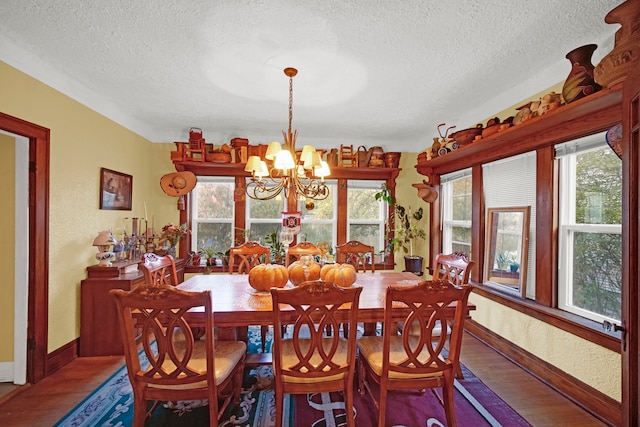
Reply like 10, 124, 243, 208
176, 271, 475, 332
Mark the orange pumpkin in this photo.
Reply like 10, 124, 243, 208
248, 263, 289, 291
320, 263, 357, 287
287, 260, 321, 285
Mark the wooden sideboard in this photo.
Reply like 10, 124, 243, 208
79, 258, 185, 356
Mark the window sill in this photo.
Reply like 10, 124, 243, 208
470, 281, 621, 353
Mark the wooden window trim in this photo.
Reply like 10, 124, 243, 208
418, 86, 623, 352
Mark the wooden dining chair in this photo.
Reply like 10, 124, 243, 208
139, 252, 179, 286
433, 252, 475, 285
109, 284, 246, 427
285, 241, 322, 267
432, 251, 474, 378
336, 240, 375, 272
357, 280, 473, 427
229, 241, 271, 351
228, 241, 270, 274
271, 281, 362, 427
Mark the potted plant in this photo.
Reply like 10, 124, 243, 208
264, 229, 285, 264
199, 246, 217, 266
375, 184, 427, 275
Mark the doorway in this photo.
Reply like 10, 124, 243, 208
0, 112, 49, 384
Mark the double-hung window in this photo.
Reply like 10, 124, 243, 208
347, 180, 387, 253
190, 177, 234, 254
299, 180, 337, 245
557, 132, 622, 323
441, 169, 472, 256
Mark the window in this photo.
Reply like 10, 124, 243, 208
245, 190, 285, 243
441, 169, 472, 255
299, 180, 337, 245
188, 175, 392, 267
557, 132, 622, 323
483, 152, 537, 299
190, 177, 234, 254
347, 180, 387, 253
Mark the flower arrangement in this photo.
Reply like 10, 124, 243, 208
160, 223, 189, 247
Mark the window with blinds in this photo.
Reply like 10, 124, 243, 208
482, 152, 537, 299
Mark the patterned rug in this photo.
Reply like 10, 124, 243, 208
54, 327, 531, 426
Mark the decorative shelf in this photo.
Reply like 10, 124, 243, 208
415, 85, 623, 178
172, 160, 401, 180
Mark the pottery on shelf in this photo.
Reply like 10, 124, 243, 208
562, 44, 602, 104
594, 0, 640, 88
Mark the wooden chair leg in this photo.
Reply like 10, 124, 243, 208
260, 325, 268, 352
442, 372, 457, 427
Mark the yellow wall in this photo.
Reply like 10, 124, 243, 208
470, 293, 621, 401
0, 133, 16, 362
393, 152, 430, 268
0, 61, 179, 352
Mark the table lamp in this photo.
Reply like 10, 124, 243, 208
93, 230, 117, 267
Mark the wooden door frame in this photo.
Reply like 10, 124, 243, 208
622, 73, 640, 427
0, 112, 49, 384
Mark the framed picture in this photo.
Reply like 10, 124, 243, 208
100, 168, 132, 210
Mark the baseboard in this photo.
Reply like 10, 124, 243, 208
465, 320, 621, 427
46, 338, 78, 376
0, 362, 13, 382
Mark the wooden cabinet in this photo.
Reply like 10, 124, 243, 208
79, 259, 185, 356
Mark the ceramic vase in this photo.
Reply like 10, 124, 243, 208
594, 0, 640, 88
562, 44, 602, 104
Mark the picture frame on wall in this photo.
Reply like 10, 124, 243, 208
100, 168, 132, 210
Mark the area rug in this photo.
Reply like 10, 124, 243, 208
55, 327, 531, 426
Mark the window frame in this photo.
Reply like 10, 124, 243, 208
557, 142, 622, 324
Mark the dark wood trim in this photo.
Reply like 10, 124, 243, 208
621, 71, 640, 427
466, 319, 621, 427
535, 146, 558, 306
471, 164, 484, 283
471, 284, 620, 352
0, 112, 49, 384
46, 339, 78, 376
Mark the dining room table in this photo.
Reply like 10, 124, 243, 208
176, 271, 475, 335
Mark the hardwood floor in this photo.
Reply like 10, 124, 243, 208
0, 332, 609, 426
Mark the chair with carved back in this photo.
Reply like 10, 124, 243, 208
357, 280, 473, 427
229, 241, 271, 352
228, 241, 269, 274
285, 241, 322, 267
433, 252, 475, 286
140, 253, 180, 286
336, 240, 375, 272
406, 252, 475, 378
109, 284, 246, 427
271, 281, 362, 427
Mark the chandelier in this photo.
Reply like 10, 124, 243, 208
244, 67, 331, 201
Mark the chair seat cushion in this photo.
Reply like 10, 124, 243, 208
357, 336, 447, 380
147, 340, 246, 389
276, 338, 350, 384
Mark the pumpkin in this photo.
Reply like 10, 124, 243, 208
320, 263, 357, 287
248, 263, 289, 291
287, 260, 321, 286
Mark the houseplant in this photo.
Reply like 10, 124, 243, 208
375, 184, 427, 274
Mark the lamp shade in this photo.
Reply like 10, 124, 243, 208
300, 145, 316, 165
255, 161, 269, 177
245, 156, 263, 173
265, 141, 282, 160
93, 230, 116, 248
314, 160, 331, 178
274, 150, 295, 170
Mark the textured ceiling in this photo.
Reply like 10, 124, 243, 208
0, 0, 623, 153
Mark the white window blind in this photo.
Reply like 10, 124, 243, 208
483, 152, 537, 298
